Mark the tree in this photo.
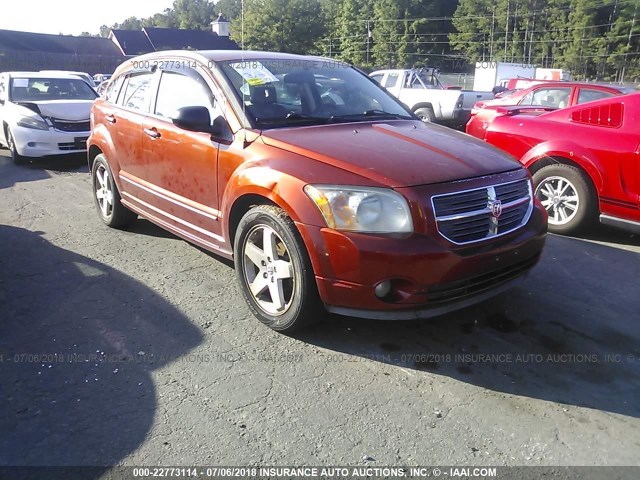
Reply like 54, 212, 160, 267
113, 16, 144, 30
173, 0, 215, 29
331, 0, 372, 66
214, 0, 243, 20
233, 0, 326, 54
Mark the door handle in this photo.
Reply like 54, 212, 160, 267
144, 128, 161, 139
105, 114, 116, 124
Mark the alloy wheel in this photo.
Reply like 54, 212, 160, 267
241, 225, 295, 316
535, 175, 580, 226
95, 164, 114, 219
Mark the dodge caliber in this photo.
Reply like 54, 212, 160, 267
88, 51, 547, 332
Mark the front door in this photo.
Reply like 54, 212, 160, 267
141, 68, 224, 243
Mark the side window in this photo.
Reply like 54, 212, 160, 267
577, 89, 614, 105
105, 75, 125, 104
0, 76, 5, 101
154, 70, 218, 121
370, 74, 383, 85
520, 88, 571, 108
383, 73, 399, 88
120, 72, 154, 111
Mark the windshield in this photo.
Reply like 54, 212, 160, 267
9, 77, 98, 102
218, 59, 413, 129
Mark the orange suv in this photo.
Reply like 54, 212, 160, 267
88, 50, 547, 332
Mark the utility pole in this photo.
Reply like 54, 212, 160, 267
504, 0, 510, 59
366, 20, 371, 65
490, 7, 495, 60
528, 11, 536, 66
621, 2, 638, 83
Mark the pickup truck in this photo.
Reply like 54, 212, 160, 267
370, 69, 494, 128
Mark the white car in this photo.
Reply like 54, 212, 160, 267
0, 72, 98, 164
40, 70, 96, 88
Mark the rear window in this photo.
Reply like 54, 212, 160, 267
120, 73, 154, 111
577, 89, 614, 104
9, 77, 98, 102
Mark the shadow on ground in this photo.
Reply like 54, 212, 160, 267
296, 231, 640, 419
0, 152, 87, 190
0, 225, 203, 469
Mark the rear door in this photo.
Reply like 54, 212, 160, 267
141, 65, 224, 240
110, 71, 156, 181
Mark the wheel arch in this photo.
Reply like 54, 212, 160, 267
522, 143, 603, 193
88, 145, 103, 170
411, 102, 435, 113
227, 193, 279, 248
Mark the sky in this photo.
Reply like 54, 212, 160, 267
0, 0, 176, 36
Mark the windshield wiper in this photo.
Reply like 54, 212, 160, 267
328, 110, 412, 122
255, 112, 328, 125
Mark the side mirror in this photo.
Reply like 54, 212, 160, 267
171, 107, 233, 145
172, 106, 212, 132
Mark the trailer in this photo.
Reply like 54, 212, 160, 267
473, 62, 537, 91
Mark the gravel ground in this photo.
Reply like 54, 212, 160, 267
0, 151, 639, 469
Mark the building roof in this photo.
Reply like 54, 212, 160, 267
0, 29, 122, 56
142, 28, 239, 52
109, 30, 155, 56
213, 14, 229, 24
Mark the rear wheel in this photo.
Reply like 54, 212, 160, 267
6, 128, 26, 165
414, 107, 436, 123
234, 205, 321, 332
533, 164, 596, 235
91, 154, 137, 228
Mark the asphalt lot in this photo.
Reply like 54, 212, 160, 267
0, 150, 639, 469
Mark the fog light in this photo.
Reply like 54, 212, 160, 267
374, 280, 392, 299
27, 142, 36, 147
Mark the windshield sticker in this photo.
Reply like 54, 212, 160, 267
13, 79, 29, 88
230, 61, 279, 86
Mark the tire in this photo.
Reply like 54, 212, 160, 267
414, 107, 436, 123
91, 154, 137, 228
532, 164, 597, 235
6, 128, 26, 165
233, 205, 321, 332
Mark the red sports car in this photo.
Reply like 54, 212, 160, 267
467, 82, 629, 139
468, 92, 640, 235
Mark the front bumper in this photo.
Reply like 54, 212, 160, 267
296, 203, 547, 320
11, 125, 89, 158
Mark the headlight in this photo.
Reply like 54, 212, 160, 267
17, 115, 49, 131
304, 185, 413, 233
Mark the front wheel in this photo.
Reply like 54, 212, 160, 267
234, 205, 321, 332
532, 164, 597, 235
91, 154, 137, 228
6, 128, 26, 165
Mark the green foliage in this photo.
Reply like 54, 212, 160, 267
231, 0, 326, 54
214, 0, 243, 20
450, 0, 640, 81
173, 0, 215, 29
97, 0, 640, 81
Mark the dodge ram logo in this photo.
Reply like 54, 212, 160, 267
489, 200, 503, 218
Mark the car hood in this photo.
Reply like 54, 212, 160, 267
13, 100, 93, 121
260, 120, 521, 188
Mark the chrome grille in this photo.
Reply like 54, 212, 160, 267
431, 178, 533, 245
51, 119, 90, 133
